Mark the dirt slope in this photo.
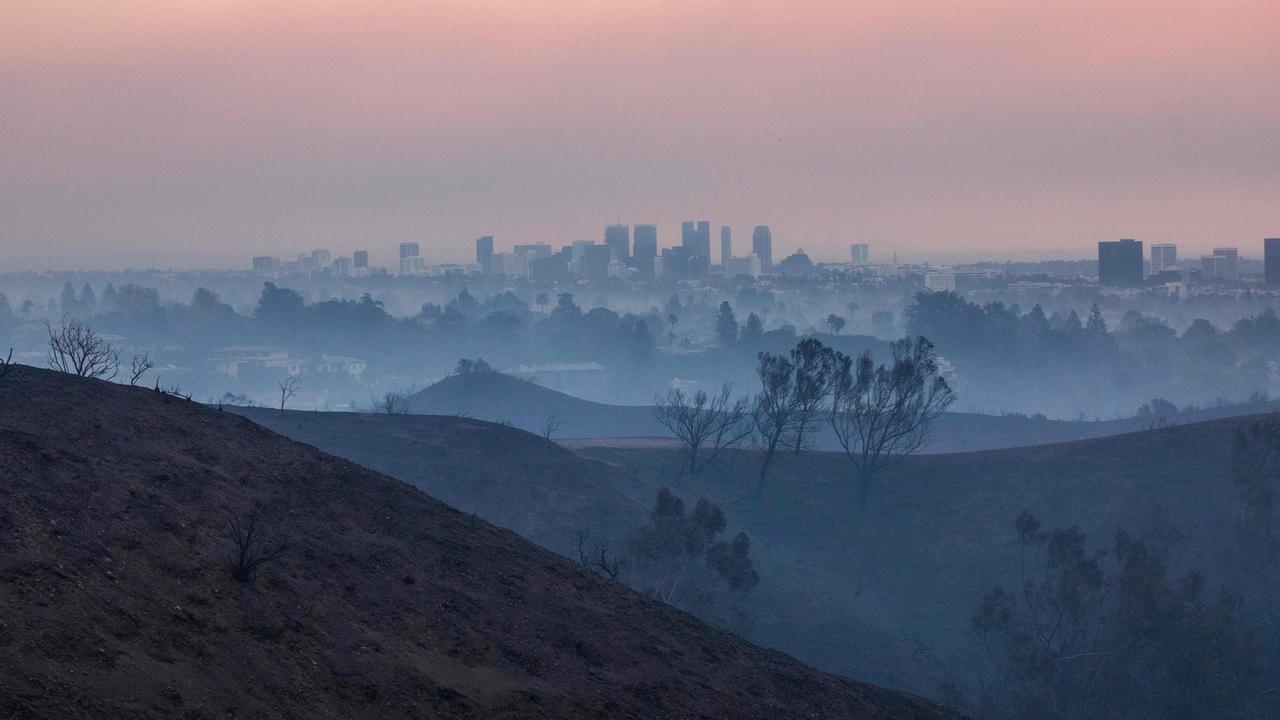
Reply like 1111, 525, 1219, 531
0, 365, 960, 720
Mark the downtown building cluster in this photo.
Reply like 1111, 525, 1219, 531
1097, 238, 1280, 288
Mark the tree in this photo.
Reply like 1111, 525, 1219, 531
128, 353, 153, 386
373, 390, 410, 414
740, 312, 764, 347
825, 314, 846, 335
715, 301, 738, 346
277, 376, 299, 411
751, 352, 797, 497
541, 414, 561, 440
226, 511, 289, 583
789, 338, 841, 455
455, 357, 493, 375
652, 384, 752, 477
971, 513, 1268, 720
46, 318, 119, 380
626, 489, 759, 625
0, 349, 13, 382
535, 292, 550, 312
829, 336, 954, 511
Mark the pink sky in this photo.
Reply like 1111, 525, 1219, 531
2, 0, 1278, 269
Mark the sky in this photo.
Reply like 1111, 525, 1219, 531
2, 0, 1278, 270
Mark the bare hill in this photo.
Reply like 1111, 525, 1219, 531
407, 371, 1272, 453
0, 365, 960, 720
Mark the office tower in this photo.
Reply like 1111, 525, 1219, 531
399, 242, 420, 260
660, 246, 692, 281
1200, 254, 1228, 281
251, 256, 278, 273
1098, 239, 1143, 287
604, 224, 630, 261
1150, 244, 1177, 273
513, 243, 552, 258
476, 236, 494, 274
633, 224, 658, 278
1212, 247, 1239, 281
1266, 238, 1280, 285
332, 256, 353, 276
720, 226, 732, 264
582, 244, 612, 280
752, 226, 773, 272
681, 220, 711, 277
851, 243, 870, 265
353, 250, 369, 269
311, 249, 331, 269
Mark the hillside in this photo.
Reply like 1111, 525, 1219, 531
233, 405, 925, 693
235, 398, 1270, 700
0, 365, 961, 719
407, 371, 1272, 453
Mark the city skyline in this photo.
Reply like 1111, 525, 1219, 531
3, 1, 1278, 270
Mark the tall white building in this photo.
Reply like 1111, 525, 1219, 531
924, 271, 956, 292
1212, 247, 1239, 280
851, 244, 870, 265
724, 254, 762, 278
1150, 243, 1177, 273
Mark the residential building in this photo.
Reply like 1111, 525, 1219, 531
851, 243, 870, 265
399, 242, 420, 260
724, 254, 761, 278
924, 271, 957, 292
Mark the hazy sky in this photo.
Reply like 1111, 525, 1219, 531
3, 0, 1278, 269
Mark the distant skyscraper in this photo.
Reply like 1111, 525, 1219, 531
851, 243, 869, 265
1212, 247, 1239, 281
633, 224, 658, 278
681, 221, 711, 278
720, 226, 732, 264
399, 242, 420, 260
1150, 243, 1177, 273
581, 244, 612, 280
332, 256, 353, 276
752, 226, 773, 272
604, 224, 630, 261
1098, 239, 1143, 287
353, 250, 369, 269
476, 236, 494, 274
1266, 238, 1280, 285
311, 249, 331, 269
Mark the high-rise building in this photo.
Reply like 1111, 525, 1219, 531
476, 236, 494, 274
311, 249, 331, 269
332, 256, 353, 276
1098, 239, 1143, 287
681, 221, 711, 277
1150, 244, 1177, 273
1212, 247, 1239, 281
633, 224, 658, 278
724, 255, 761, 278
581, 244, 612, 280
720, 226, 732, 264
1201, 254, 1228, 281
660, 246, 692, 281
851, 244, 870, 265
752, 226, 773, 272
353, 250, 369, 269
399, 255, 426, 275
513, 243, 552, 258
604, 225, 630, 261
251, 256, 280, 273
1266, 238, 1280, 285
399, 242, 420, 260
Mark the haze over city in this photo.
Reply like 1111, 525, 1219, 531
4, 0, 1279, 269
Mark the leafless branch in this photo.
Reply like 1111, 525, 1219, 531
653, 384, 752, 477
541, 414, 561, 440
277, 376, 300, 411
46, 317, 118, 380
227, 510, 289, 583
129, 353, 154, 386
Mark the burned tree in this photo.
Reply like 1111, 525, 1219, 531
652, 384, 751, 477
46, 317, 119, 380
789, 338, 841, 455
541, 414, 561, 440
128, 353, 153, 386
829, 336, 954, 511
373, 390, 410, 415
277, 376, 300, 411
751, 352, 797, 497
0, 349, 13, 381
575, 530, 625, 580
226, 511, 289, 583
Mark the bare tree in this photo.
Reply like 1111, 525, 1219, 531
652, 384, 752, 477
226, 510, 289, 583
46, 317, 119, 379
277, 376, 300, 411
576, 530, 625, 580
0, 349, 13, 381
751, 352, 798, 497
829, 336, 955, 512
128, 353, 153, 386
372, 390, 410, 415
789, 338, 841, 455
541, 414, 561, 440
